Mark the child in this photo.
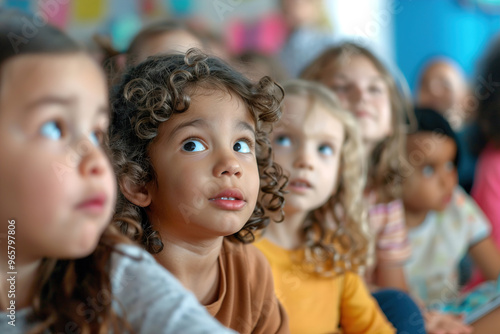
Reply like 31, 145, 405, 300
470, 34, 500, 287
0, 11, 236, 334
126, 20, 203, 66
416, 58, 470, 131
278, 0, 336, 77
255, 79, 395, 333
416, 57, 477, 193
300, 42, 477, 333
109, 48, 289, 333
402, 107, 500, 333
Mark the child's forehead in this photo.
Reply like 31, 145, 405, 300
406, 132, 457, 156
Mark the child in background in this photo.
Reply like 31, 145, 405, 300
126, 20, 204, 66
0, 12, 235, 334
255, 79, 396, 333
470, 34, 500, 287
278, 0, 336, 77
417, 58, 470, 131
416, 57, 477, 193
402, 107, 500, 333
109, 49, 289, 334
301, 42, 466, 333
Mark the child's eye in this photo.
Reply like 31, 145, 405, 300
422, 165, 435, 177
331, 85, 348, 94
40, 120, 62, 140
89, 130, 102, 147
275, 135, 292, 147
234, 140, 251, 153
369, 85, 383, 94
318, 144, 334, 156
182, 139, 206, 152
444, 161, 455, 172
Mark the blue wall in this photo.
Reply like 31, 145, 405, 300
394, 0, 500, 94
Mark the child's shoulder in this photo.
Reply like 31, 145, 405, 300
221, 238, 270, 272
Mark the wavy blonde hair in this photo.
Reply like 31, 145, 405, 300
281, 80, 369, 276
301, 42, 410, 202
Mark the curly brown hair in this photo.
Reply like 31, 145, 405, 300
280, 80, 369, 276
301, 42, 410, 202
109, 48, 287, 254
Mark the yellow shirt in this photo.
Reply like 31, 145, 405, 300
255, 238, 395, 334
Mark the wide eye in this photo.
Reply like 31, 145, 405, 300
318, 144, 334, 156
40, 120, 62, 140
422, 165, 435, 177
234, 140, 251, 153
444, 161, 455, 172
182, 139, 206, 152
89, 130, 102, 147
275, 135, 292, 147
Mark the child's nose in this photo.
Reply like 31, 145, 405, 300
77, 139, 109, 178
293, 145, 314, 170
440, 170, 457, 191
349, 85, 364, 103
213, 150, 242, 178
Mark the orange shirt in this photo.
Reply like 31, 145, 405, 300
206, 238, 290, 334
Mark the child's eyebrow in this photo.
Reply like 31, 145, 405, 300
236, 121, 256, 138
169, 119, 256, 140
24, 95, 76, 113
169, 118, 205, 139
24, 95, 110, 117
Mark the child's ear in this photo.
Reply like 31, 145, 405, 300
119, 177, 152, 207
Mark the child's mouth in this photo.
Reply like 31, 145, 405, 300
209, 190, 246, 210
288, 179, 312, 193
76, 193, 107, 214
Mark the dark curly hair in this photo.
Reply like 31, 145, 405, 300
109, 48, 287, 254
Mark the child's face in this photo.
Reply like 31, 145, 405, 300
320, 54, 392, 146
0, 54, 116, 261
145, 91, 260, 239
402, 133, 457, 213
271, 94, 344, 214
417, 61, 467, 114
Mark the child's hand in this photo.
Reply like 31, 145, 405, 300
424, 311, 473, 334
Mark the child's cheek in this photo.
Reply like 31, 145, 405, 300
19, 152, 71, 227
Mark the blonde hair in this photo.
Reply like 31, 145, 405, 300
282, 79, 369, 276
301, 42, 409, 202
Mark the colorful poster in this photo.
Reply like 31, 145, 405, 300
3, 0, 32, 13
164, 0, 194, 17
74, 0, 104, 22
38, 0, 70, 29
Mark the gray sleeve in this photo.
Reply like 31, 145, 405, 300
111, 245, 237, 334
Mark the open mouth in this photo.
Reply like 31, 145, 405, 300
209, 189, 246, 210
288, 179, 312, 192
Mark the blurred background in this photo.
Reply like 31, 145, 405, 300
1, 0, 500, 94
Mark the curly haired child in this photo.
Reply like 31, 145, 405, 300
109, 48, 290, 333
255, 79, 396, 333
0, 11, 236, 334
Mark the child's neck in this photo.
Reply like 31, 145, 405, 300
153, 234, 224, 305
404, 208, 429, 230
264, 209, 308, 250
0, 255, 41, 311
